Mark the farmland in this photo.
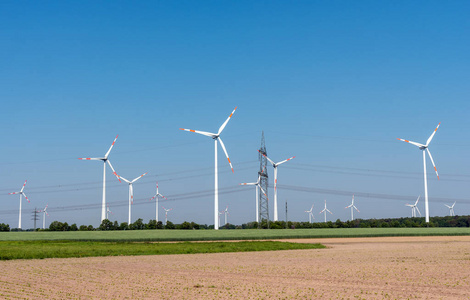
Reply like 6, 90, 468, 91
1, 236, 469, 299
1, 227, 469, 242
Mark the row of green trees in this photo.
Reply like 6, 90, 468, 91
2, 215, 469, 231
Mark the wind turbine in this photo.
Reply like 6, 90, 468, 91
79, 135, 121, 223
163, 207, 172, 225
444, 202, 456, 216
180, 107, 237, 230
240, 170, 268, 223
106, 204, 114, 220
39, 204, 49, 229
224, 205, 229, 225
397, 123, 440, 223
319, 200, 333, 223
345, 195, 359, 221
8, 180, 30, 229
405, 196, 421, 218
119, 173, 147, 224
218, 210, 223, 228
304, 204, 314, 223
258, 150, 295, 221
150, 182, 167, 222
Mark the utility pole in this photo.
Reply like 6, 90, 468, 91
285, 199, 288, 229
31, 208, 39, 230
258, 131, 269, 229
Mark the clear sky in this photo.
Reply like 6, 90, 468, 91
1, 1, 469, 228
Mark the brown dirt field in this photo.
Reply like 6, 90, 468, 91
1, 236, 469, 299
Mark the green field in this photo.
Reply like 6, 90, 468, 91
1, 227, 469, 242
0, 241, 325, 260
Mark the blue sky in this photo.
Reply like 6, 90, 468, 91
1, 1, 469, 228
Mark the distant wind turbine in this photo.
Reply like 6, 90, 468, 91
240, 170, 268, 223
397, 123, 440, 223
405, 196, 421, 218
38, 204, 49, 229
444, 202, 456, 216
163, 207, 172, 225
8, 180, 30, 229
180, 107, 237, 230
106, 204, 114, 220
119, 173, 147, 224
224, 205, 229, 225
150, 182, 167, 223
345, 195, 359, 221
79, 135, 121, 222
258, 150, 295, 221
319, 200, 333, 223
305, 204, 314, 223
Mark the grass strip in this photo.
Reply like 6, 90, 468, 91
0, 240, 325, 260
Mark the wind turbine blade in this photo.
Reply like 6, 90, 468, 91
326, 209, 333, 215
353, 205, 360, 213
22, 193, 30, 203
20, 180, 27, 192
132, 172, 147, 183
405, 204, 413, 207
218, 137, 234, 172
158, 193, 167, 200
415, 195, 420, 205
119, 176, 131, 184
258, 150, 275, 166
150, 195, 156, 201
426, 148, 439, 180
107, 160, 121, 182
259, 185, 268, 200
104, 135, 119, 158
452, 202, 456, 208
396, 138, 425, 148
444, 204, 451, 208
415, 206, 421, 216
426, 123, 441, 146
78, 157, 102, 160
8, 192, 19, 195
240, 182, 257, 186
217, 106, 237, 135
179, 128, 216, 138
319, 209, 326, 214
345, 204, 353, 209
276, 156, 296, 166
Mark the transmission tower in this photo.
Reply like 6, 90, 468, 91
258, 131, 269, 228
31, 208, 39, 230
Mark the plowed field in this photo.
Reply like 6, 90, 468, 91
1, 236, 469, 299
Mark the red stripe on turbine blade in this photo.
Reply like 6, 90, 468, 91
227, 158, 231, 164
190, 130, 195, 132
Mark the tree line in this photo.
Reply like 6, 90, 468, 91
1, 215, 469, 232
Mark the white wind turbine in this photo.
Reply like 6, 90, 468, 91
106, 204, 114, 220
305, 204, 314, 223
444, 202, 456, 216
345, 195, 359, 221
163, 207, 172, 225
8, 180, 30, 229
240, 170, 268, 223
223, 205, 229, 225
405, 196, 421, 218
79, 135, 121, 223
119, 173, 147, 224
397, 123, 440, 223
180, 107, 237, 230
150, 182, 167, 222
39, 204, 49, 229
258, 150, 295, 221
218, 210, 223, 228
319, 200, 333, 223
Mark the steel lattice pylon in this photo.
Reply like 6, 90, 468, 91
258, 131, 269, 228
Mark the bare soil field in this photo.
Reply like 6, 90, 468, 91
1, 236, 469, 299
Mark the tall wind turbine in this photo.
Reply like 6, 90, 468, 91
79, 135, 121, 222
258, 150, 295, 221
405, 196, 421, 217
150, 182, 167, 222
224, 205, 229, 225
444, 202, 456, 216
106, 204, 114, 220
397, 123, 440, 223
319, 200, 333, 223
240, 171, 268, 223
8, 180, 30, 229
305, 204, 314, 223
180, 107, 237, 230
39, 204, 49, 229
163, 207, 172, 225
119, 173, 147, 224
345, 195, 359, 221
